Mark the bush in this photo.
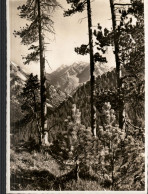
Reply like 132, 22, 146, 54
51, 104, 100, 180
97, 102, 145, 190
51, 102, 144, 190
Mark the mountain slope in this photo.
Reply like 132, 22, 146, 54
47, 66, 144, 141
46, 62, 114, 94
10, 61, 67, 108
10, 61, 28, 81
10, 61, 67, 140
10, 61, 28, 104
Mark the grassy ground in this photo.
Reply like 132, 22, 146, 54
10, 144, 103, 191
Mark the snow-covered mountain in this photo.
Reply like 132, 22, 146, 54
46, 61, 114, 94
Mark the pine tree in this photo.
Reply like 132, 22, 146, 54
64, 0, 97, 136
14, 0, 61, 144
108, 0, 144, 129
117, 0, 144, 126
97, 102, 144, 190
21, 73, 41, 144
51, 104, 99, 181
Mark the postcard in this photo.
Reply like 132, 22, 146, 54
6, 0, 147, 193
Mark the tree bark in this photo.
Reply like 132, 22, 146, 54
109, 0, 124, 129
87, 0, 96, 136
33, 91, 42, 145
37, 0, 47, 141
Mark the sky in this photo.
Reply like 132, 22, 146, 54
9, 0, 116, 75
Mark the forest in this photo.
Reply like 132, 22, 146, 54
10, 0, 145, 191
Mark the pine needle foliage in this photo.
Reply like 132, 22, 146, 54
97, 102, 144, 190
13, 0, 61, 64
18, 74, 41, 144
51, 104, 101, 180
51, 102, 144, 190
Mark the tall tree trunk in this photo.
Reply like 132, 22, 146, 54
109, 0, 124, 129
87, 0, 96, 136
37, 0, 47, 142
33, 91, 42, 145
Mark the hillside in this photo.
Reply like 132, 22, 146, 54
10, 61, 67, 108
10, 61, 67, 137
10, 62, 28, 128
47, 67, 144, 142
46, 61, 114, 94
10, 60, 144, 142
10, 60, 116, 142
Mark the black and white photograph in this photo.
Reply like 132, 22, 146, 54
7, 0, 147, 192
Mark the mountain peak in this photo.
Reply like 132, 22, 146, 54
10, 61, 28, 82
46, 61, 112, 94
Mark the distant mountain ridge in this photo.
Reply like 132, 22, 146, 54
46, 61, 114, 94
10, 61, 28, 104
10, 60, 114, 109
10, 61, 28, 82
10, 61, 66, 109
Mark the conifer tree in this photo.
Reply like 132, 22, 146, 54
14, 0, 60, 144
51, 104, 99, 181
108, 0, 144, 128
119, 1, 144, 128
21, 73, 41, 144
64, 0, 108, 136
91, 0, 144, 129
97, 102, 144, 190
